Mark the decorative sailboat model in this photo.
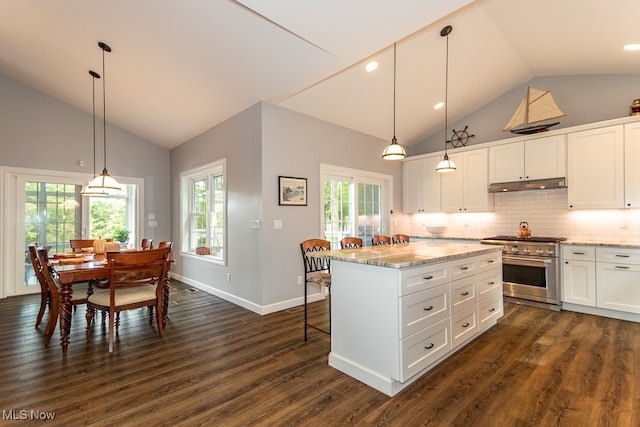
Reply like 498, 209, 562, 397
503, 87, 565, 134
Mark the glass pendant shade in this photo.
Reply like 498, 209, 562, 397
382, 136, 407, 160
85, 170, 122, 194
435, 153, 457, 172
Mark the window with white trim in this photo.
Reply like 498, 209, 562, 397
181, 159, 226, 264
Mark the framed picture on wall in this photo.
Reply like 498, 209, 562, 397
278, 176, 307, 206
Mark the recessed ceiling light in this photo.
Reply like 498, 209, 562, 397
434, 101, 444, 110
623, 43, 640, 51
365, 61, 378, 72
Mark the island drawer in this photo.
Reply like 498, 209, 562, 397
476, 268, 503, 299
399, 318, 451, 382
451, 305, 478, 349
476, 251, 502, 273
399, 262, 449, 296
596, 247, 640, 265
399, 284, 450, 338
451, 276, 477, 314
479, 290, 503, 332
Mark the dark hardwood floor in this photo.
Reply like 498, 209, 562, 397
1, 281, 638, 426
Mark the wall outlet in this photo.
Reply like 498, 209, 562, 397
297, 275, 303, 285
226, 273, 231, 282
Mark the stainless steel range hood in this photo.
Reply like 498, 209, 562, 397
488, 178, 566, 193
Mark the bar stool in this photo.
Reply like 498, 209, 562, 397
300, 239, 331, 341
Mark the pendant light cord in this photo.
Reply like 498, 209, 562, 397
444, 31, 449, 155
393, 42, 397, 141
101, 45, 107, 173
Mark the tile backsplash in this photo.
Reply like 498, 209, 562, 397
405, 188, 640, 243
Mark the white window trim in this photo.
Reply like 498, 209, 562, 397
180, 158, 227, 266
0, 166, 143, 298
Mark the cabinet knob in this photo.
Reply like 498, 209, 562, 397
489, 308, 496, 312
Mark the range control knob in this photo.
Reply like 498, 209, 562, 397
511, 246, 519, 254
522, 248, 530, 255
536, 249, 545, 255
546, 249, 555, 256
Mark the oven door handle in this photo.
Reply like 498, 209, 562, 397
503, 256, 552, 267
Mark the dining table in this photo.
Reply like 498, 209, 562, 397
52, 253, 172, 353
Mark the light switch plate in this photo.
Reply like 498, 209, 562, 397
274, 219, 283, 229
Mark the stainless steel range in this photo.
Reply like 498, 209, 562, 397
481, 236, 566, 307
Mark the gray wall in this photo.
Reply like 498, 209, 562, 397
169, 103, 264, 305
0, 73, 171, 242
170, 102, 402, 310
409, 74, 640, 155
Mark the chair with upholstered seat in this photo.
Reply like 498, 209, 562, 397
300, 239, 332, 341
86, 247, 171, 352
372, 235, 391, 246
340, 237, 363, 249
392, 234, 410, 244
36, 247, 94, 346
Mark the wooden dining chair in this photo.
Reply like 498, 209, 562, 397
28, 244, 51, 330
70, 238, 113, 253
141, 238, 153, 250
86, 247, 172, 352
392, 234, 410, 244
340, 237, 363, 249
300, 239, 332, 341
36, 247, 95, 346
371, 235, 391, 246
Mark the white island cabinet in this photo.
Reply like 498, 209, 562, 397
324, 242, 502, 396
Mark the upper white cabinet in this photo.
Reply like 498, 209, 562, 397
624, 121, 640, 208
489, 135, 566, 184
441, 148, 493, 213
402, 155, 441, 213
567, 125, 624, 209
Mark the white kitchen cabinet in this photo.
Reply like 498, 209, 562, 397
567, 125, 624, 209
596, 247, 640, 314
441, 148, 493, 212
624, 121, 640, 208
402, 155, 441, 213
561, 245, 596, 307
489, 135, 566, 183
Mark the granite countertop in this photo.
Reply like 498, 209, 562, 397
322, 241, 501, 269
562, 240, 640, 249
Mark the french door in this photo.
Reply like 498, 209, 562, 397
1, 167, 141, 297
321, 164, 392, 249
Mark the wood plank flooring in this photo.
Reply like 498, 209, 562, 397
1, 281, 638, 426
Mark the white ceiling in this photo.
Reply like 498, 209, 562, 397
1, 0, 639, 150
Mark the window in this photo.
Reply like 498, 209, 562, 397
181, 159, 226, 264
321, 164, 392, 248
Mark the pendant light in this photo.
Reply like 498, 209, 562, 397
382, 43, 406, 160
85, 41, 122, 194
81, 70, 108, 196
436, 26, 457, 173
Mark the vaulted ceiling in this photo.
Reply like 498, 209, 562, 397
1, 0, 638, 150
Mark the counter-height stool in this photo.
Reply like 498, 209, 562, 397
300, 239, 332, 341
392, 234, 410, 244
340, 237, 363, 249
372, 235, 391, 246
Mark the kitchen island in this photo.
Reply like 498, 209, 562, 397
323, 241, 503, 396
